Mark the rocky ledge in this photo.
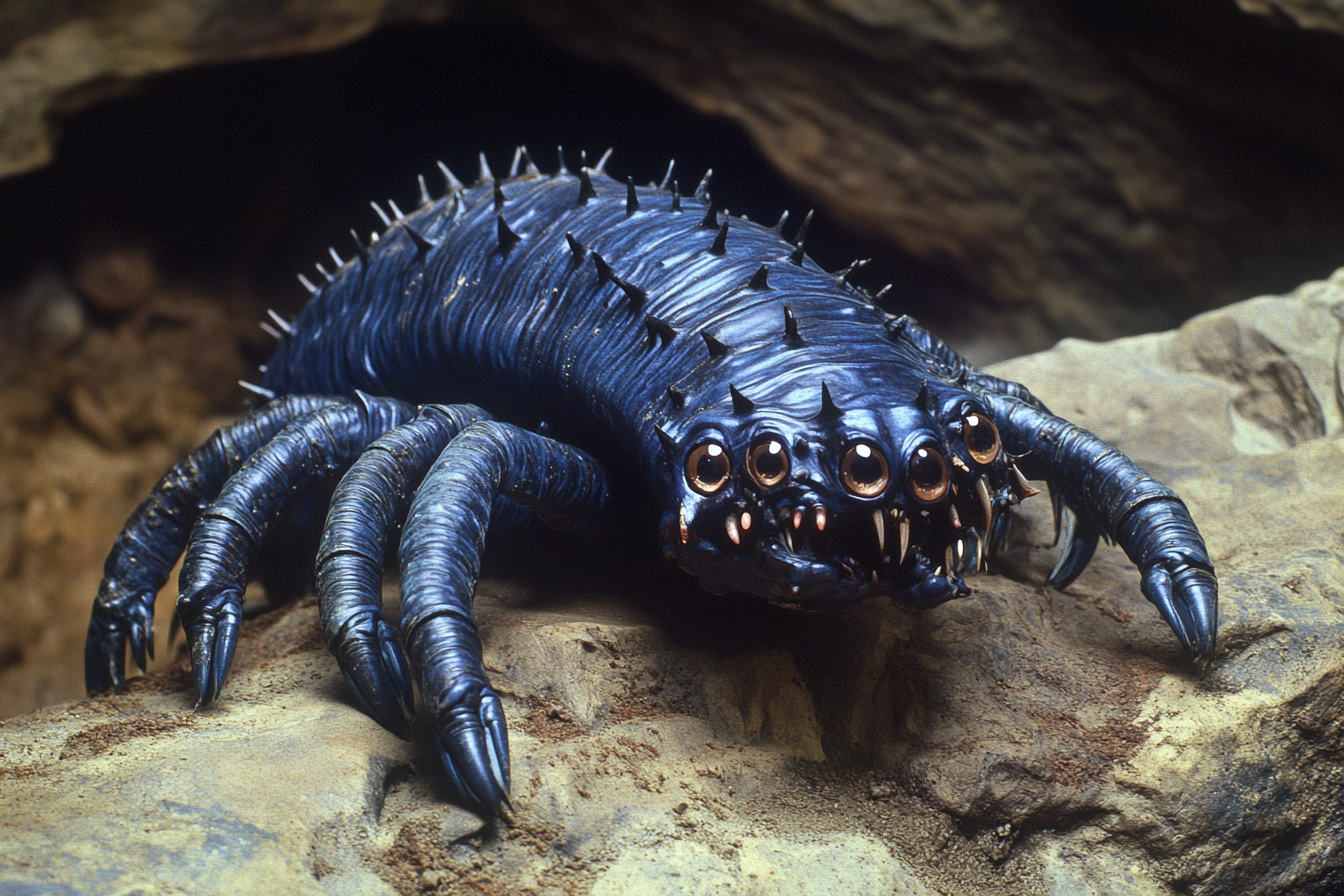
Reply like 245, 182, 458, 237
2, 272, 1342, 894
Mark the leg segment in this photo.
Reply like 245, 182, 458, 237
979, 392, 1218, 663
85, 394, 343, 694
399, 421, 610, 812
316, 403, 494, 737
177, 394, 416, 704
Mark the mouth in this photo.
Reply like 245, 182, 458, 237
667, 494, 1000, 612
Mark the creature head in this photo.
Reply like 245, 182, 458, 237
656, 379, 1026, 613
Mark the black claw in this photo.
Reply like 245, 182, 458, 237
182, 590, 241, 706
334, 613, 414, 738
434, 684, 512, 813
1143, 560, 1218, 663
1047, 509, 1101, 589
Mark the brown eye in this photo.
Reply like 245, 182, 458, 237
840, 442, 890, 498
686, 441, 731, 495
747, 437, 790, 488
909, 443, 950, 503
962, 413, 1001, 466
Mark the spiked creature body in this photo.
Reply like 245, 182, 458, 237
86, 149, 1218, 813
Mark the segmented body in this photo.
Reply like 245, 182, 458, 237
86, 150, 1218, 813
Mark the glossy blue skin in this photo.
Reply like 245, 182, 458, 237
86, 154, 1218, 814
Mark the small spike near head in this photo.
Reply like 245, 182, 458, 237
653, 374, 1022, 613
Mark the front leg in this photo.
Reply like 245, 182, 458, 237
398, 422, 610, 812
979, 392, 1218, 664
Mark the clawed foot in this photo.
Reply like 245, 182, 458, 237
1142, 553, 1218, 665
84, 584, 155, 694
433, 683, 512, 813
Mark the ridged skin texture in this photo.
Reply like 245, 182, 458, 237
86, 155, 1218, 813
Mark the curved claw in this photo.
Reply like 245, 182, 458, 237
434, 683, 512, 813
331, 613, 415, 738
1142, 556, 1218, 664
179, 589, 242, 706
85, 586, 155, 694
1046, 506, 1102, 590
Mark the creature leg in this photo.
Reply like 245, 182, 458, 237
177, 394, 416, 704
979, 392, 1218, 663
85, 394, 344, 694
398, 421, 610, 812
316, 403, 496, 737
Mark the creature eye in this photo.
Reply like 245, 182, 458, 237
962, 413, 1001, 466
840, 442, 890, 498
908, 443, 950, 503
747, 437, 790, 488
686, 441, 731, 495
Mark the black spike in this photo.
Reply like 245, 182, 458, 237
477, 152, 494, 183
614, 275, 648, 308
508, 146, 523, 178
702, 331, 731, 359
496, 215, 522, 254
789, 210, 814, 265
747, 265, 771, 290
671, 181, 681, 212
418, 175, 432, 207
521, 146, 540, 177
916, 381, 933, 414
626, 177, 640, 217
349, 229, 370, 264
708, 221, 729, 256
835, 258, 868, 285
666, 386, 686, 410
699, 203, 718, 229
772, 210, 789, 233
694, 169, 713, 201
565, 232, 587, 264
645, 314, 677, 346
404, 222, 436, 257
783, 306, 801, 344
659, 160, 675, 190
730, 385, 755, 416
874, 284, 893, 303
556, 146, 569, 175
592, 252, 613, 285
578, 168, 598, 205
655, 427, 677, 459
814, 381, 843, 422
885, 314, 912, 341
493, 181, 506, 212
437, 161, 463, 192
655, 425, 677, 457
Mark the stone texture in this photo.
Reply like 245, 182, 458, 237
3, 274, 1342, 893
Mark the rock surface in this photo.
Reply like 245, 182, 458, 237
4, 0, 1344, 353
3, 273, 1343, 894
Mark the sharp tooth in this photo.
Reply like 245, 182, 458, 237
1010, 463, 1041, 498
973, 529, 985, 572
975, 476, 993, 532
952, 455, 971, 473
815, 506, 827, 532
725, 515, 741, 545
948, 503, 962, 529
955, 538, 966, 573
783, 527, 794, 553
898, 517, 910, 564
871, 570, 879, 586
679, 505, 690, 544
793, 508, 804, 530
872, 509, 885, 553
741, 511, 752, 531
945, 545, 955, 574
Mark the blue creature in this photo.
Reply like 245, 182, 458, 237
86, 148, 1217, 812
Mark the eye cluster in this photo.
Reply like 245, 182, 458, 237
672, 406, 1033, 595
